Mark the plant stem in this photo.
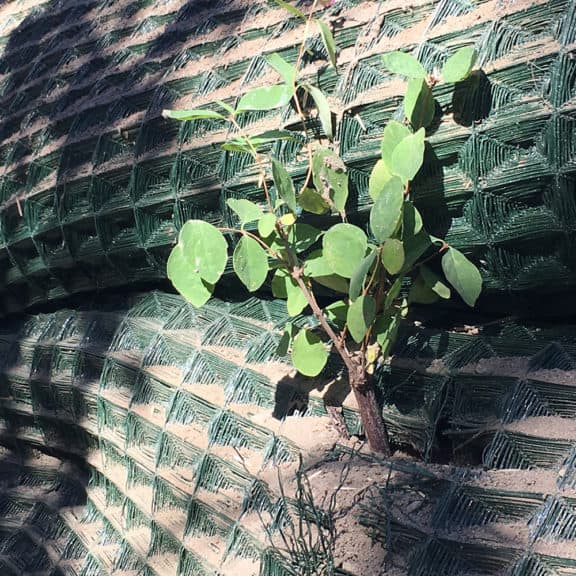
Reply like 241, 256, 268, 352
290, 267, 392, 456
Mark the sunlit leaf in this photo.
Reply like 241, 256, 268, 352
347, 295, 376, 343
233, 236, 269, 291
266, 53, 297, 86
403, 78, 435, 129
298, 187, 330, 214
382, 51, 426, 79
369, 159, 394, 201
288, 223, 322, 253
237, 85, 293, 111
258, 213, 277, 238
227, 198, 263, 225
349, 248, 377, 302
292, 330, 328, 376
162, 108, 226, 121
178, 220, 228, 284
323, 223, 368, 278
273, 0, 306, 19
303, 84, 333, 138
167, 246, 214, 308
381, 121, 411, 170
441, 247, 482, 306
272, 158, 297, 213
369, 177, 404, 244
315, 19, 337, 68
312, 148, 348, 212
271, 269, 308, 316
442, 46, 477, 83
381, 239, 405, 275
391, 127, 425, 184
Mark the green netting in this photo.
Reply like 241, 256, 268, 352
0, 0, 575, 314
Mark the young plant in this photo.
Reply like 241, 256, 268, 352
163, 0, 482, 455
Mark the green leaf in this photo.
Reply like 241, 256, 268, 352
273, 0, 306, 19
272, 158, 297, 213
381, 121, 411, 170
441, 247, 482, 306
368, 159, 394, 201
271, 269, 308, 316
167, 246, 214, 308
233, 236, 269, 291
227, 199, 263, 225
391, 127, 425, 184
442, 46, 477, 83
381, 239, 405, 275
323, 223, 368, 278
265, 53, 297, 86
384, 276, 402, 311
215, 100, 236, 114
347, 295, 376, 343
303, 84, 333, 139
314, 275, 349, 293
288, 224, 322, 253
369, 177, 404, 244
403, 230, 432, 270
373, 310, 401, 357
402, 201, 423, 238
178, 220, 228, 284
349, 248, 377, 302
312, 149, 348, 213
315, 19, 337, 68
382, 51, 426, 79
237, 85, 293, 111
298, 188, 330, 215
221, 141, 253, 154
421, 266, 451, 299
409, 274, 439, 304
325, 300, 348, 328
403, 78, 435, 129
276, 322, 297, 357
162, 108, 226, 121
304, 251, 350, 293
258, 213, 277, 238
291, 330, 328, 377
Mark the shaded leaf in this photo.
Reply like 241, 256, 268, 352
276, 322, 298, 357
409, 274, 439, 304
272, 269, 307, 316
316, 19, 337, 68
233, 236, 269, 291
402, 201, 423, 238
325, 300, 348, 328
227, 198, 263, 225
373, 310, 401, 357
442, 46, 477, 83
292, 330, 328, 377
381, 239, 405, 275
421, 265, 451, 299
288, 223, 321, 253
178, 220, 228, 284
441, 247, 482, 306
349, 248, 377, 302
403, 230, 432, 270
323, 223, 368, 278
237, 85, 293, 111
314, 274, 349, 293
304, 251, 351, 294
167, 246, 214, 308
391, 127, 425, 184
298, 187, 330, 214
404, 78, 435, 129
384, 277, 402, 311
370, 177, 404, 243
272, 158, 297, 212
347, 295, 376, 343
382, 51, 426, 79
